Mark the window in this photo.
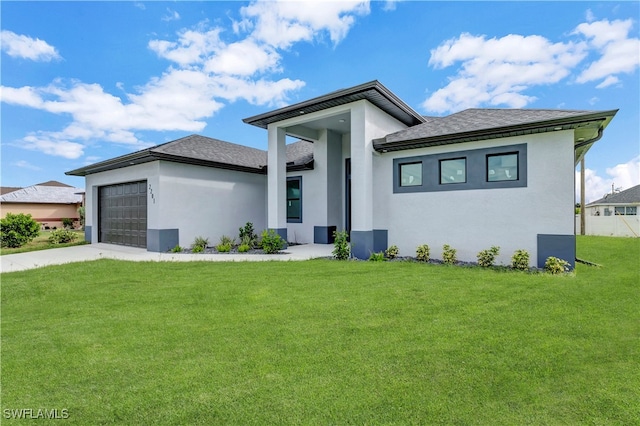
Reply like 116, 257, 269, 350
440, 158, 466, 184
487, 153, 518, 182
400, 162, 422, 187
615, 206, 637, 215
287, 177, 302, 223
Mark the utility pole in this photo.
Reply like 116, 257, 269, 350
580, 158, 585, 235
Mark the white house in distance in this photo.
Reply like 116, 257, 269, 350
67, 81, 617, 269
581, 184, 639, 237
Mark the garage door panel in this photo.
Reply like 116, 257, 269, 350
99, 180, 147, 248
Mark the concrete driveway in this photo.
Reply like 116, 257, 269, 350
1, 243, 334, 273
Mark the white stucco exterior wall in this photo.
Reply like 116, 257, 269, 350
373, 131, 576, 266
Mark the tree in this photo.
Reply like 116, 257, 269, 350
1, 213, 41, 248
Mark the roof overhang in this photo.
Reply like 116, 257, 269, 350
243, 80, 426, 129
373, 109, 618, 166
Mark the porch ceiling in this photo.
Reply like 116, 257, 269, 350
285, 112, 351, 141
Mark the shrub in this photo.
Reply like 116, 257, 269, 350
77, 206, 85, 229
191, 236, 209, 252
477, 246, 500, 267
332, 230, 350, 260
1, 213, 40, 248
368, 251, 385, 262
442, 244, 457, 265
62, 217, 74, 229
48, 229, 78, 244
511, 249, 530, 271
239, 222, 258, 247
238, 244, 251, 253
545, 256, 571, 275
216, 243, 232, 253
170, 245, 182, 253
416, 244, 430, 262
385, 245, 399, 259
261, 230, 284, 254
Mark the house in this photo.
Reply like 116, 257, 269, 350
0, 181, 84, 229
580, 185, 639, 237
67, 81, 617, 268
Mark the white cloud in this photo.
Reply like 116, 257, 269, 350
0, 30, 61, 62
13, 160, 42, 171
423, 33, 586, 113
574, 19, 640, 87
162, 8, 180, 22
134, 2, 145, 11
204, 40, 281, 76
576, 156, 640, 203
21, 134, 85, 159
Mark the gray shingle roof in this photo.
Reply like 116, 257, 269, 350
375, 108, 618, 152
66, 135, 314, 177
587, 184, 640, 206
0, 184, 83, 204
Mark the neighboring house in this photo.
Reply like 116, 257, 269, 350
67, 81, 617, 269
0, 181, 84, 229
580, 185, 639, 237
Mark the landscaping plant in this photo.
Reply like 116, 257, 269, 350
385, 245, 399, 259
48, 229, 78, 245
191, 236, 209, 252
368, 252, 385, 262
511, 249, 530, 271
239, 222, 258, 247
216, 235, 234, 252
0, 213, 40, 248
442, 244, 457, 265
544, 256, 571, 275
416, 244, 430, 262
261, 230, 284, 254
62, 218, 74, 229
332, 230, 350, 260
477, 246, 500, 267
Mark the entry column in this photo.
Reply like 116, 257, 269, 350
267, 124, 288, 243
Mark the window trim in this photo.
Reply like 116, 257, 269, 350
486, 152, 519, 182
393, 143, 527, 193
286, 176, 302, 223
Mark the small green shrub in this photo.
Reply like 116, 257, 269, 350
238, 244, 251, 253
62, 217, 74, 229
385, 245, 399, 259
170, 245, 183, 253
77, 206, 85, 229
239, 222, 258, 247
191, 236, 209, 251
261, 230, 284, 254
511, 249, 530, 271
544, 256, 571, 275
416, 244, 430, 262
1, 213, 41, 248
477, 246, 500, 267
216, 243, 232, 253
332, 230, 350, 260
219, 235, 235, 246
48, 229, 78, 244
442, 244, 457, 265
368, 251, 385, 262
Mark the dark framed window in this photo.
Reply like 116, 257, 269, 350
399, 162, 422, 187
615, 206, 637, 215
287, 176, 302, 223
487, 153, 518, 182
440, 158, 466, 184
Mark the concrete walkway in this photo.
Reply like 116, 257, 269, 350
1, 243, 334, 273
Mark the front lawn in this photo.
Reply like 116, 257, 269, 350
0, 229, 86, 256
1, 236, 638, 424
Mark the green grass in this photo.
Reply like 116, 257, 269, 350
0, 230, 86, 255
1, 236, 638, 424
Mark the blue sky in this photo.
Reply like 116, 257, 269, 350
1, 1, 638, 202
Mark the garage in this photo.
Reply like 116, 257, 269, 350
98, 181, 147, 248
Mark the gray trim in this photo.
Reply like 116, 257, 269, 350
314, 226, 337, 244
286, 176, 303, 223
270, 228, 288, 248
537, 234, 575, 270
373, 229, 388, 253
147, 229, 179, 253
393, 143, 527, 193
350, 230, 373, 260
84, 226, 92, 244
